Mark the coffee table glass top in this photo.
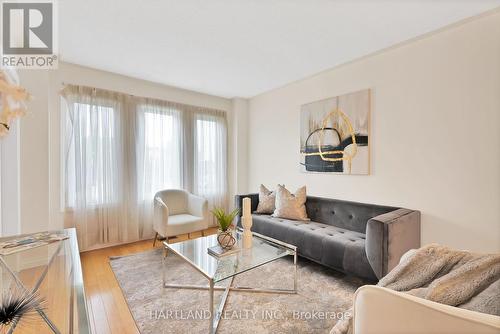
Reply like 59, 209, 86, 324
164, 230, 296, 283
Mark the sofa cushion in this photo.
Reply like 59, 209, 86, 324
323, 235, 376, 279
251, 214, 375, 279
251, 214, 309, 254
255, 184, 277, 214
305, 196, 397, 233
272, 185, 309, 221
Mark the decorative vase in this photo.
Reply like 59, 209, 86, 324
241, 197, 253, 249
242, 230, 252, 249
217, 229, 236, 250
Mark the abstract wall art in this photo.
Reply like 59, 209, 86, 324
300, 89, 370, 174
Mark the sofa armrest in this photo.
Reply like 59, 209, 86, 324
353, 286, 500, 334
365, 209, 421, 279
234, 193, 259, 227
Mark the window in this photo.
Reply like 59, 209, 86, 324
136, 105, 182, 202
194, 116, 226, 198
65, 102, 119, 208
61, 84, 228, 249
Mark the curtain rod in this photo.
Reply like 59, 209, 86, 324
59, 82, 228, 113
61, 82, 136, 97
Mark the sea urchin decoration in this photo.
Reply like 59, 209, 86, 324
0, 288, 45, 331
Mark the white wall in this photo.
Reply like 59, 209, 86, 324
227, 98, 250, 209
0, 120, 21, 236
18, 62, 235, 234
230, 98, 249, 197
19, 70, 50, 234
247, 11, 500, 252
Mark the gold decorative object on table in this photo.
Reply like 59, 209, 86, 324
216, 231, 236, 250
0, 69, 30, 138
211, 207, 239, 250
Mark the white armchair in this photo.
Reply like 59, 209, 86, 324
352, 285, 500, 334
153, 189, 209, 245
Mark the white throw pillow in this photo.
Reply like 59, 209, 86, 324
272, 185, 309, 221
255, 184, 277, 214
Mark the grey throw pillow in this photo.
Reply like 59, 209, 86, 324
255, 184, 277, 214
272, 185, 309, 221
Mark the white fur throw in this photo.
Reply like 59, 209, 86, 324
331, 244, 500, 334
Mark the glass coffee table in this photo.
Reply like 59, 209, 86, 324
163, 229, 297, 334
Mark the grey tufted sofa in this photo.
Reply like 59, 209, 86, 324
235, 194, 420, 281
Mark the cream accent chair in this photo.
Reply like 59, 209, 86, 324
153, 189, 209, 245
352, 285, 500, 334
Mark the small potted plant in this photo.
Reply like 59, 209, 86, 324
211, 207, 239, 250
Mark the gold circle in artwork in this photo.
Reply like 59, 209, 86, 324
302, 108, 358, 173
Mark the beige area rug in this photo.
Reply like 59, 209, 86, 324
110, 249, 369, 334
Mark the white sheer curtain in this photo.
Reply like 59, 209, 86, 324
62, 86, 128, 248
133, 100, 183, 237
62, 85, 228, 250
193, 112, 228, 224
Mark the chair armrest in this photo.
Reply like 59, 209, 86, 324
154, 197, 169, 237
187, 194, 208, 219
353, 286, 500, 334
365, 209, 421, 279
234, 193, 259, 227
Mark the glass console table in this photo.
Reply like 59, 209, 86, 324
0, 228, 90, 333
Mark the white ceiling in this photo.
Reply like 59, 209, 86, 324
59, 1, 500, 98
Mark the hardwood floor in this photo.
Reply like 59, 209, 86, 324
80, 227, 218, 334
